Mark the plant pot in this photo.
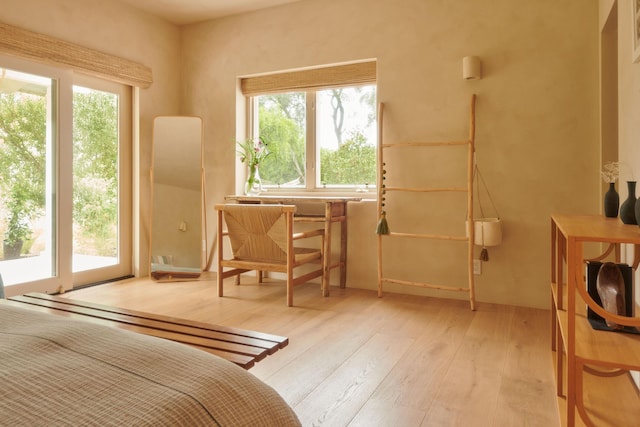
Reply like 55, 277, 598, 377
3, 239, 23, 260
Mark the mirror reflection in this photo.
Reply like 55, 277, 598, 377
150, 116, 203, 280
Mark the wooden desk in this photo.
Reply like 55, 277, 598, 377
6, 292, 288, 369
225, 195, 361, 295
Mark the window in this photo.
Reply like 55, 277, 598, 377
242, 61, 377, 192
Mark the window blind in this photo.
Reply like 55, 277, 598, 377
0, 22, 152, 88
240, 61, 376, 95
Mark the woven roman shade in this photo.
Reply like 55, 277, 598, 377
0, 22, 152, 88
241, 61, 376, 95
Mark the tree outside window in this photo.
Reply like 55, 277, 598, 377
255, 84, 377, 190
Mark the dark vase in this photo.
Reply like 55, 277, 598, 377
635, 192, 640, 227
604, 182, 619, 218
620, 181, 637, 224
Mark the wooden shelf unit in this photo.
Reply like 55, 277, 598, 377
550, 214, 640, 426
376, 95, 477, 310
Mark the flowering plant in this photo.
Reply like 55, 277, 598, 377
237, 137, 271, 194
601, 161, 620, 184
237, 137, 271, 168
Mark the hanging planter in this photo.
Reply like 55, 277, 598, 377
468, 165, 502, 261
468, 218, 502, 247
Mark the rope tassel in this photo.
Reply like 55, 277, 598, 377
479, 247, 489, 261
376, 211, 390, 235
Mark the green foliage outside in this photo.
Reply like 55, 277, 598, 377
0, 92, 46, 253
0, 87, 117, 259
320, 131, 376, 186
256, 87, 377, 188
72, 90, 118, 256
258, 96, 306, 186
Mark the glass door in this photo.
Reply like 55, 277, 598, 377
0, 66, 58, 291
71, 76, 132, 287
0, 55, 132, 296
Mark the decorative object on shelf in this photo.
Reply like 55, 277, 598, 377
634, 190, 640, 227
586, 260, 638, 334
601, 161, 619, 218
620, 181, 637, 224
237, 137, 270, 196
604, 183, 619, 218
596, 262, 626, 330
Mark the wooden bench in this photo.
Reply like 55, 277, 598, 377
5, 292, 288, 370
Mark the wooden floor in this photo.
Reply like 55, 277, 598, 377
65, 273, 561, 427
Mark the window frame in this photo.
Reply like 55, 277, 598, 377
241, 61, 377, 196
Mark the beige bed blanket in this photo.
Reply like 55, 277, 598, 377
0, 304, 300, 426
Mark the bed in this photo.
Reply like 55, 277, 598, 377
0, 303, 301, 426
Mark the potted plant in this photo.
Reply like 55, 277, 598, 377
2, 190, 33, 260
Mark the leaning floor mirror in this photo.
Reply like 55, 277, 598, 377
150, 116, 204, 281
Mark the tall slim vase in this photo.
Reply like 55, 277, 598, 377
620, 181, 637, 224
604, 182, 619, 218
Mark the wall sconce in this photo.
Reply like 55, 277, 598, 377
463, 56, 482, 80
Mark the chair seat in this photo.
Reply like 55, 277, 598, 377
232, 247, 321, 267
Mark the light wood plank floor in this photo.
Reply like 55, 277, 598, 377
65, 274, 561, 427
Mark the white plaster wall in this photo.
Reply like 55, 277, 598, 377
182, 0, 599, 309
0, 0, 182, 277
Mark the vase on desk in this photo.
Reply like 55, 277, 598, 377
244, 164, 263, 196
604, 182, 619, 218
620, 181, 637, 224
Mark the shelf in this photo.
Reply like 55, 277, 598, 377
553, 359, 640, 427
551, 283, 640, 369
551, 214, 640, 244
551, 215, 640, 426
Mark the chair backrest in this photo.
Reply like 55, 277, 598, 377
222, 204, 296, 263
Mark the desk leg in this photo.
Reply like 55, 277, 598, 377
340, 202, 347, 288
323, 203, 332, 297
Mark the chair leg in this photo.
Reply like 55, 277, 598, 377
217, 270, 224, 297
287, 273, 293, 307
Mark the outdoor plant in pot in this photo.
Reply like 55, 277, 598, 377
2, 189, 34, 260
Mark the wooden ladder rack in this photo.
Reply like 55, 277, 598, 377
376, 94, 477, 310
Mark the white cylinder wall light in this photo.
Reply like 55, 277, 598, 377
463, 56, 482, 80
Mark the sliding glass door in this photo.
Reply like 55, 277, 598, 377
71, 76, 131, 286
0, 56, 131, 296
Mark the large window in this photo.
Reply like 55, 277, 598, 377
242, 61, 377, 192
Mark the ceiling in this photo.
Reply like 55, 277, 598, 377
117, 0, 303, 25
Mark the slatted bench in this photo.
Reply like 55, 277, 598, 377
5, 292, 288, 370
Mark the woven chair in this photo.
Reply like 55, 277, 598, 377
216, 204, 325, 306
